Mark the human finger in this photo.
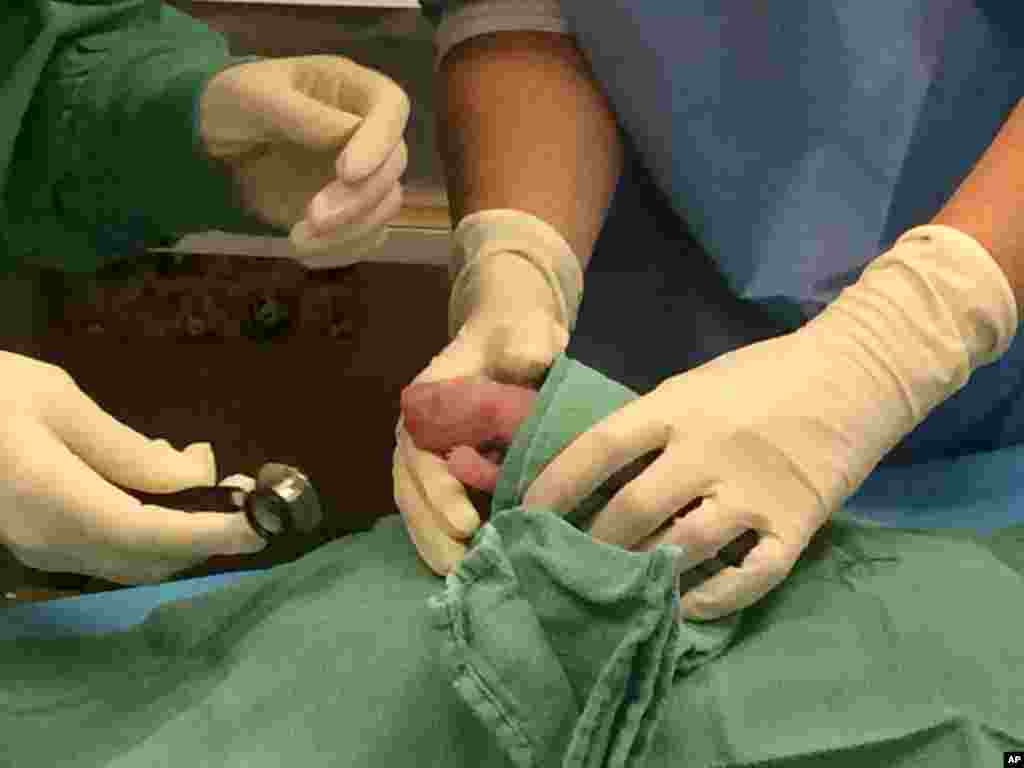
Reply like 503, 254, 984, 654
587, 450, 711, 548
641, 496, 756, 571
17, 428, 264, 576
306, 141, 408, 236
290, 185, 402, 263
287, 56, 411, 181
523, 393, 672, 516
396, 425, 480, 539
292, 228, 389, 270
678, 533, 797, 621
393, 442, 467, 575
262, 87, 363, 151
333, 69, 410, 182
41, 375, 216, 493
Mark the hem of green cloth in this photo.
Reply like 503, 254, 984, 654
428, 512, 683, 768
428, 533, 548, 768
563, 545, 681, 767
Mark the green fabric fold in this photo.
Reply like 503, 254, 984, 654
1, 355, 1023, 768
430, 354, 742, 768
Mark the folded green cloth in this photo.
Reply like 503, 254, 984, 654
431, 352, 741, 768
432, 354, 1024, 767
1, 354, 1022, 768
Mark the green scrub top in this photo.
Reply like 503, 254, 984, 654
1, 0, 270, 277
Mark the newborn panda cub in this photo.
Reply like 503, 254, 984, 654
400, 374, 759, 572
401, 375, 539, 520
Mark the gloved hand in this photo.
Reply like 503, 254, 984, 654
393, 210, 583, 574
0, 352, 265, 585
199, 55, 410, 267
525, 225, 1019, 620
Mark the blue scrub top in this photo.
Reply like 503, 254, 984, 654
424, 0, 1024, 463
553, 0, 1024, 464
559, 0, 1022, 315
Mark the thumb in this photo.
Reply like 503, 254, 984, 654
338, 83, 410, 182
266, 88, 363, 151
271, 55, 409, 180
41, 379, 217, 493
488, 311, 569, 385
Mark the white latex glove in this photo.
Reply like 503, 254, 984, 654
199, 55, 410, 268
393, 210, 583, 574
525, 225, 1018, 620
0, 352, 266, 585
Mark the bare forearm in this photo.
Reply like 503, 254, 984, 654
933, 98, 1024, 311
437, 30, 623, 269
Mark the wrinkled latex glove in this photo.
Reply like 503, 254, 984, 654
0, 352, 265, 585
199, 55, 410, 268
525, 225, 1019, 621
393, 210, 583, 575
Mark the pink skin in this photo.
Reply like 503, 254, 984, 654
402, 377, 755, 570
401, 377, 538, 493
401, 376, 723, 555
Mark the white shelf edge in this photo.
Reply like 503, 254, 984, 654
196, 1, 421, 7
155, 227, 450, 267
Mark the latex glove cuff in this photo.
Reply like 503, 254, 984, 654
878, 224, 1018, 366
448, 209, 583, 338
803, 223, 1018, 489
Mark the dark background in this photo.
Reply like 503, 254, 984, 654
0, 2, 451, 603
0, 250, 451, 601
